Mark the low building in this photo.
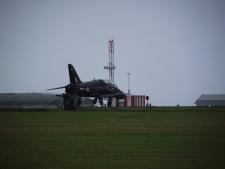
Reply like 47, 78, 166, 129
0, 93, 63, 109
195, 94, 225, 107
124, 95, 145, 107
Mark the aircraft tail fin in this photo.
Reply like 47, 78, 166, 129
68, 64, 82, 84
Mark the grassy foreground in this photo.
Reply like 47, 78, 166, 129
0, 108, 225, 169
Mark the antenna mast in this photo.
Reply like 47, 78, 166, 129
104, 39, 115, 83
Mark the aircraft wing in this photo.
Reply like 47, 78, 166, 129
46, 86, 66, 91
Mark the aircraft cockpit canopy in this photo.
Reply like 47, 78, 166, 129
81, 79, 117, 88
103, 79, 117, 87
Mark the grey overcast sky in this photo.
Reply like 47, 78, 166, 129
0, 0, 225, 106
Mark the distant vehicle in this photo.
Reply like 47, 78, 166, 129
47, 64, 125, 110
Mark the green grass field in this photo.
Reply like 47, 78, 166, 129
0, 108, 225, 169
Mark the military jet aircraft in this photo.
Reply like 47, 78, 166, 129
47, 64, 125, 109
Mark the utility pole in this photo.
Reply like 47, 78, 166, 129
127, 73, 131, 95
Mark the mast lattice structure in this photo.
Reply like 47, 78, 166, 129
104, 39, 115, 83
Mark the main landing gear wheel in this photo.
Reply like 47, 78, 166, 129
63, 94, 80, 110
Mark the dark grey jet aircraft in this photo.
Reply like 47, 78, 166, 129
48, 64, 125, 109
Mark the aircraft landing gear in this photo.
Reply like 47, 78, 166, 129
93, 98, 97, 105
107, 97, 112, 107
99, 98, 103, 106
63, 93, 80, 110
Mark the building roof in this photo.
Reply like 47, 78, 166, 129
0, 93, 60, 101
0, 93, 62, 108
196, 94, 225, 101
